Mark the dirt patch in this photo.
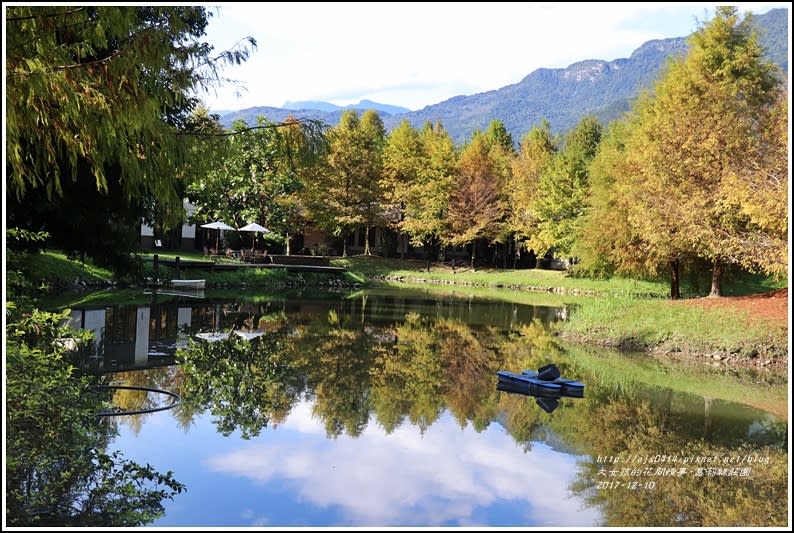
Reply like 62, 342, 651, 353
679, 288, 788, 328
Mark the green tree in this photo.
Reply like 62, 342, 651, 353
621, 7, 784, 296
507, 120, 557, 247
5, 6, 256, 271
304, 110, 385, 256
187, 116, 323, 253
6, 6, 255, 219
529, 116, 601, 258
485, 119, 515, 154
6, 308, 185, 526
382, 120, 457, 258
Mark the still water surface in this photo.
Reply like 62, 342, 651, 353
62, 287, 787, 527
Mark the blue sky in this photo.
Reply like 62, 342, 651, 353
197, 2, 789, 112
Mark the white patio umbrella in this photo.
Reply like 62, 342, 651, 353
238, 222, 271, 250
200, 221, 235, 252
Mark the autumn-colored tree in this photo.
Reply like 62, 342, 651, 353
507, 120, 557, 253
304, 110, 385, 256
621, 7, 785, 296
482, 120, 517, 262
719, 92, 788, 277
382, 120, 423, 257
446, 131, 509, 269
572, 121, 687, 287
382, 120, 457, 257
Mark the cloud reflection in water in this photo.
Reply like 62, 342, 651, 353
206, 401, 601, 527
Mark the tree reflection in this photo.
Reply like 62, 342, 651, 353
6, 310, 184, 526
168, 295, 787, 526
175, 315, 301, 439
370, 312, 445, 434
566, 401, 787, 526
294, 309, 379, 437
539, 355, 789, 526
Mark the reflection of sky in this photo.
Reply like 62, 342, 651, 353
111, 401, 601, 527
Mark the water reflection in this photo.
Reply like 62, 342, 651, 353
67, 288, 563, 373
59, 288, 787, 527
203, 402, 598, 527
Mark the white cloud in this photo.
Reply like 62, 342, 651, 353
206, 400, 601, 527
197, 3, 788, 111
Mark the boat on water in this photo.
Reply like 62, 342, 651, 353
520, 369, 586, 394
496, 363, 585, 402
170, 279, 206, 289
145, 288, 205, 299
194, 330, 265, 343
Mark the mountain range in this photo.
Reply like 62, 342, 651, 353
217, 8, 788, 144
282, 99, 411, 115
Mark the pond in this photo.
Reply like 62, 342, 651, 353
38, 288, 791, 526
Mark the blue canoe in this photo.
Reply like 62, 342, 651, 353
496, 370, 563, 393
521, 369, 586, 394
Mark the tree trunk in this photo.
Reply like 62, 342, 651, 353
342, 229, 348, 257
470, 243, 476, 272
399, 234, 405, 259
709, 259, 723, 297
513, 238, 519, 269
670, 259, 680, 300
285, 231, 291, 256
364, 226, 370, 255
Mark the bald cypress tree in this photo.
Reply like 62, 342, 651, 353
621, 7, 785, 296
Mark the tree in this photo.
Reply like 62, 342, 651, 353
485, 119, 515, 154
6, 6, 255, 218
719, 91, 788, 277
529, 116, 601, 258
186, 116, 322, 253
446, 131, 509, 269
382, 120, 457, 258
304, 110, 385, 256
620, 7, 785, 296
573, 121, 670, 281
507, 120, 557, 246
357, 111, 388, 255
5, 6, 256, 269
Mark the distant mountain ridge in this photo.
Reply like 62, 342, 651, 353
282, 99, 412, 115
217, 8, 788, 143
